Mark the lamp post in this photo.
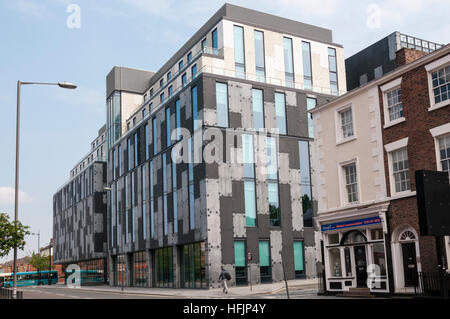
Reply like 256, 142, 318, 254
30, 231, 40, 285
12, 81, 77, 299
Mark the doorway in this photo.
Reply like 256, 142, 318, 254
401, 242, 418, 287
354, 245, 367, 288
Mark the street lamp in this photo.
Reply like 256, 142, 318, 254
12, 80, 77, 299
30, 231, 40, 286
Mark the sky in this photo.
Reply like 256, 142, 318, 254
0, 0, 449, 263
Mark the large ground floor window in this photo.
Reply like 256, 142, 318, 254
293, 241, 306, 279
182, 242, 206, 288
115, 254, 126, 287
132, 251, 148, 287
234, 241, 248, 285
63, 258, 106, 286
259, 241, 272, 283
155, 247, 173, 288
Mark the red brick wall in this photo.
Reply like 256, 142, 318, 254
396, 48, 427, 67
378, 54, 450, 273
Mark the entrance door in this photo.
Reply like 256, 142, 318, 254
354, 245, 367, 288
402, 242, 418, 287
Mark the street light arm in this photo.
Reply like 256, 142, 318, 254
19, 81, 77, 89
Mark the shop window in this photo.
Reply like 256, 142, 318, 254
293, 241, 305, 279
344, 247, 352, 277
234, 241, 247, 285
328, 233, 339, 245
329, 248, 341, 277
132, 251, 148, 287
259, 241, 272, 283
183, 242, 206, 288
371, 243, 387, 276
342, 230, 366, 245
371, 229, 384, 241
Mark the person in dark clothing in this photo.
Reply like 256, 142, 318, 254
219, 267, 231, 294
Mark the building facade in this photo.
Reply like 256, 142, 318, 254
53, 126, 108, 284
312, 43, 450, 295
345, 32, 443, 91
103, 3, 346, 289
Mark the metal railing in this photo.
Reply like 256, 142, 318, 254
0, 288, 23, 299
415, 271, 450, 298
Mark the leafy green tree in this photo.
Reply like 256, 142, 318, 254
0, 212, 30, 258
29, 252, 51, 270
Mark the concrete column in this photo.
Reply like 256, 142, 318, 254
146, 249, 152, 288
173, 245, 181, 288
108, 254, 114, 286
126, 253, 132, 287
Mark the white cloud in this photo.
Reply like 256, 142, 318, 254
0, 187, 32, 205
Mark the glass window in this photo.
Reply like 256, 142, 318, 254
259, 241, 272, 282
134, 132, 138, 167
293, 241, 305, 278
234, 241, 247, 285
188, 138, 195, 230
160, 92, 165, 104
243, 134, 254, 178
160, 79, 164, 88
234, 25, 245, 79
275, 92, 287, 134
155, 247, 173, 288
328, 48, 339, 95
268, 182, 280, 227
133, 251, 148, 287
329, 248, 341, 277
307, 97, 316, 138
328, 233, 339, 245
201, 38, 207, 52
191, 64, 197, 79
145, 124, 149, 160
183, 242, 206, 288
168, 85, 173, 97
172, 161, 178, 234
371, 229, 384, 241
167, 71, 171, 81
344, 163, 359, 203
252, 89, 264, 130
392, 148, 410, 192
387, 88, 403, 121
192, 86, 199, 130
166, 107, 171, 147
216, 82, 229, 127
163, 153, 168, 235
179, 60, 184, 71
340, 108, 354, 138
187, 52, 192, 64
212, 28, 218, 53
302, 41, 313, 90
142, 165, 147, 240
431, 65, 450, 104
344, 247, 352, 277
254, 30, 265, 82
150, 160, 154, 238
127, 138, 131, 170
372, 243, 387, 276
439, 134, 450, 172
152, 118, 158, 155
299, 141, 313, 227
283, 37, 294, 87
244, 181, 257, 227
176, 99, 181, 141
131, 172, 135, 242
182, 73, 187, 87
112, 148, 116, 180
125, 174, 129, 243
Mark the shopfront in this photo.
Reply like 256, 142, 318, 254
321, 215, 390, 293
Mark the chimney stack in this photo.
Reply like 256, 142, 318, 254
396, 48, 427, 67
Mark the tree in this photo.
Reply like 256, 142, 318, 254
29, 252, 51, 270
0, 212, 30, 258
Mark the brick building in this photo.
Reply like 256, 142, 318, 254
311, 42, 449, 295
378, 46, 450, 293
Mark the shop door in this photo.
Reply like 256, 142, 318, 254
402, 242, 418, 287
354, 245, 367, 288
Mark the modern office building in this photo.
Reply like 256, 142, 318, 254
53, 126, 108, 284
345, 32, 444, 91
103, 3, 346, 289
312, 40, 449, 295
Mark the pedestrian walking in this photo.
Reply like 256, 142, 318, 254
219, 267, 231, 294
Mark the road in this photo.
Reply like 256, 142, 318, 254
17, 285, 336, 299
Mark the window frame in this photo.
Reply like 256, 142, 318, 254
425, 55, 450, 112
335, 104, 356, 144
384, 137, 412, 197
338, 159, 360, 206
380, 77, 405, 128
430, 123, 450, 172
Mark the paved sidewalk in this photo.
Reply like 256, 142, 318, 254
33, 278, 318, 298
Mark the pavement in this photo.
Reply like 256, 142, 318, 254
18, 278, 319, 299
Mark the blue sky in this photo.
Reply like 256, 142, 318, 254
0, 0, 449, 262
